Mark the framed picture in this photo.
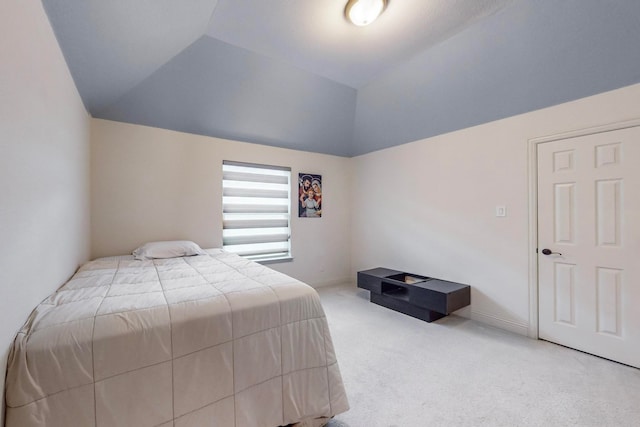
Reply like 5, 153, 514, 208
298, 173, 322, 218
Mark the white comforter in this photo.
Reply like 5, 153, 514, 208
5, 249, 348, 426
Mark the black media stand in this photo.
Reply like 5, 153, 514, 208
357, 268, 471, 323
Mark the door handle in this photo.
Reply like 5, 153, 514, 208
541, 248, 562, 256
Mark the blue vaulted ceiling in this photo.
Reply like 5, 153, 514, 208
43, 0, 640, 157
99, 37, 357, 156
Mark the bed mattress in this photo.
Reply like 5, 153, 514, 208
4, 249, 348, 426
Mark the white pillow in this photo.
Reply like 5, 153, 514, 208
132, 240, 206, 260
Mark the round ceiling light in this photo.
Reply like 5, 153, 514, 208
345, 0, 388, 27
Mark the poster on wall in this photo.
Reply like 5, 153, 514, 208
298, 173, 322, 218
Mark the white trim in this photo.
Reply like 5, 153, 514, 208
306, 277, 352, 289
527, 118, 640, 339
257, 256, 293, 265
527, 135, 540, 339
223, 159, 291, 172
471, 310, 529, 336
529, 118, 640, 145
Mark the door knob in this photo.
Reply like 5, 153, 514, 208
541, 248, 562, 256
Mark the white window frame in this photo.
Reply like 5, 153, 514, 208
222, 160, 292, 262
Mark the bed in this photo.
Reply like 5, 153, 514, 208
4, 245, 349, 427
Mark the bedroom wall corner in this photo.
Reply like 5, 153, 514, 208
90, 119, 352, 287
0, 1, 91, 421
349, 82, 640, 335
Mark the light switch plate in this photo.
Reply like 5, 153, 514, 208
496, 206, 507, 217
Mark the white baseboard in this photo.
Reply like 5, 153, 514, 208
471, 309, 529, 336
308, 277, 352, 289
309, 280, 531, 336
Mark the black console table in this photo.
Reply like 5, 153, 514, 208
357, 267, 470, 323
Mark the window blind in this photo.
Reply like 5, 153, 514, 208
222, 161, 291, 261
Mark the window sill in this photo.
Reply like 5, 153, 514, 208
256, 256, 293, 265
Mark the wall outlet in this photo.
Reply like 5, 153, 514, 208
496, 206, 507, 217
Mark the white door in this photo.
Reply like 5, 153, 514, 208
537, 126, 640, 368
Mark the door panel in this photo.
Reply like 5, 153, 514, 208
537, 126, 640, 368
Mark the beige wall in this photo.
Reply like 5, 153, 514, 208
351, 83, 640, 334
90, 119, 352, 286
91, 83, 640, 334
0, 1, 90, 420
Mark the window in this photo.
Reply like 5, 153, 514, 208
222, 161, 291, 262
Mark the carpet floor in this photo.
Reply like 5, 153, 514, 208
317, 284, 640, 427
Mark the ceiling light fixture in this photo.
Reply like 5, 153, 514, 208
345, 0, 387, 27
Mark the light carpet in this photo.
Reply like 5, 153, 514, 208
318, 284, 640, 427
